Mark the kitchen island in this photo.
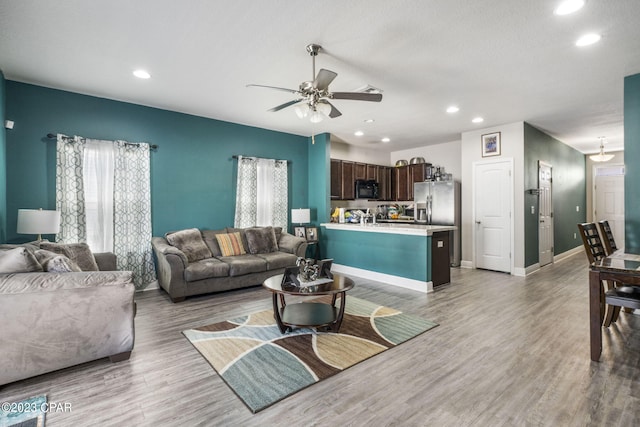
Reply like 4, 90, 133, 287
320, 222, 456, 293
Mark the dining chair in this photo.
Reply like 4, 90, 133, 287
597, 220, 618, 256
596, 220, 640, 316
577, 223, 620, 326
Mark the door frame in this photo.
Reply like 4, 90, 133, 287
472, 158, 514, 274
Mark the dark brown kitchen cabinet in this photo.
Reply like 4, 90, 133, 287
342, 161, 355, 200
410, 163, 427, 183
431, 231, 451, 286
394, 166, 410, 201
377, 166, 392, 201
354, 163, 366, 180
366, 164, 378, 181
330, 160, 355, 200
330, 159, 342, 199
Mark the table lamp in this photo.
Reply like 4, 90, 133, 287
291, 208, 310, 225
17, 208, 61, 241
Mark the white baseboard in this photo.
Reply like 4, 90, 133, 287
554, 245, 583, 262
331, 263, 433, 293
460, 260, 473, 269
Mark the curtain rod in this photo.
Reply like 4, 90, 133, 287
232, 155, 290, 163
46, 133, 158, 150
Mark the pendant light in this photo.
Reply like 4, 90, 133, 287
589, 137, 614, 162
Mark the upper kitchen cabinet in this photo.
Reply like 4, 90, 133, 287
377, 166, 392, 201
392, 163, 433, 201
394, 166, 410, 201
366, 164, 378, 181
331, 159, 355, 200
354, 163, 367, 181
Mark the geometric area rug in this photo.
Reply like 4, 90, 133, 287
183, 296, 438, 413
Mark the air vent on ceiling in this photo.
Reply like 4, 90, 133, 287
355, 85, 383, 94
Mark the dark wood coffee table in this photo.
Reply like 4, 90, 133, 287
262, 273, 355, 333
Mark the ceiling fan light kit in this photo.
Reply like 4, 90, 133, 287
247, 43, 382, 124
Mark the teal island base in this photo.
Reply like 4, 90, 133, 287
321, 223, 456, 293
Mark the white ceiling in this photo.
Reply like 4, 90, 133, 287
1, 0, 639, 154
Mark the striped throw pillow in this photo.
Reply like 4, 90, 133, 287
216, 232, 246, 256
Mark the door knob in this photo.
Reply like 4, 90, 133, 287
475, 221, 481, 224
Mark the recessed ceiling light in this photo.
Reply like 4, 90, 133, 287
381, 137, 391, 143
133, 69, 151, 79
472, 117, 484, 123
446, 106, 459, 113
576, 33, 601, 47
364, 119, 375, 123
354, 131, 364, 137
554, 0, 585, 16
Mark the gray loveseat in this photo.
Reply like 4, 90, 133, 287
152, 226, 307, 302
0, 244, 135, 386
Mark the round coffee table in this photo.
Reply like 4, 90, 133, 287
262, 273, 355, 333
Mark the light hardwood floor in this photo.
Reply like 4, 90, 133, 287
2, 252, 639, 426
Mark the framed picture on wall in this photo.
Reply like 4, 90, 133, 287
294, 226, 307, 239
305, 227, 318, 242
481, 132, 501, 157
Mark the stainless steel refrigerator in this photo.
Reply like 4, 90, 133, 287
414, 181, 461, 266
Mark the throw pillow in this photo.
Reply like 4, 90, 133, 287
166, 228, 213, 263
245, 227, 279, 254
0, 247, 43, 273
47, 256, 82, 272
273, 226, 283, 242
39, 242, 99, 271
216, 232, 246, 257
34, 249, 82, 272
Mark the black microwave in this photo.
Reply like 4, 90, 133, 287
355, 179, 379, 199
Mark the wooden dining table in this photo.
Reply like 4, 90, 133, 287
589, 250, 640, 361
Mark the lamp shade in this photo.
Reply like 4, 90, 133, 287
291, 208, 310, 224
17, 209, 61, 236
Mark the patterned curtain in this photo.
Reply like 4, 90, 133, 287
234, 156, 258, 228
272, 160, 288, 228
114, 141, 156, 289
56, 135, 87, 243
234, 156, 288, 229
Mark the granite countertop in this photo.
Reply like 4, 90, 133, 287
321, 222, 456, 236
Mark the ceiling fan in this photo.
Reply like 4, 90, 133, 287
247, 44, 382, 123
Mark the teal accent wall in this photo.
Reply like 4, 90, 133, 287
523, 123, 586, 267
5, 81, 309, 242
323, 228, 431, 281
307, 133, 330, 226
624, 73, 640, 254
0, 70, 6, 242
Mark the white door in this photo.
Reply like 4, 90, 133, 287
474, 160, 512, 273
538, 162, 553, 266
594, 166, 625, 248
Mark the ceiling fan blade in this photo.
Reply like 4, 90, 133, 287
331, 92, 383, 102
246, 84, 300, 95
327, 102, 342, 118
268, 98, 305, 112
313, 69, 338, 91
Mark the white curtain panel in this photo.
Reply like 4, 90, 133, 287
83, 139, 115, 253
234, 156, 258, 228
55, 135, 87, 243
114, 141, 156, 289
234, 156, 288, 229
256, 158, 275, 226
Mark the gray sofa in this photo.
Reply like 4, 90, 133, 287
152, 226, 307, 302
0, 246, 136, 386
